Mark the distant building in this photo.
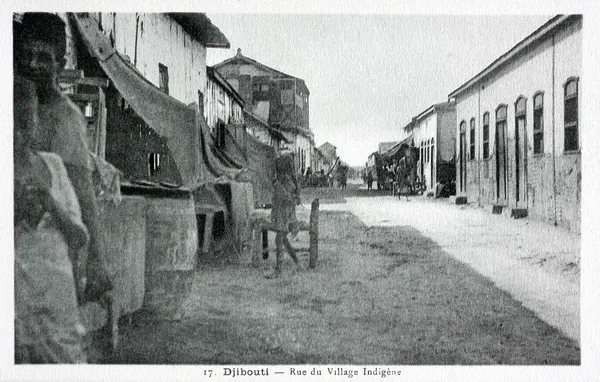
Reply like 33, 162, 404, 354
204, 66, 245, 148
214, 49, 314, 174
316, 142, 337, 173
378, 141, 399, 155
449, 15, 581, 232
408, 101, 456, 191
243, 110, 288, 152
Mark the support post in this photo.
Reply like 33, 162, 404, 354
262, 230, 269, 259
309, 198, 319, 269
251, 227, 261, 268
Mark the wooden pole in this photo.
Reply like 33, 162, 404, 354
308, 198, 319, 268
262, 230, 269, 259
251, 227, 261, 268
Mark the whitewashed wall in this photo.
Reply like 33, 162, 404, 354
453, 18, 581, 230
204, 77, 244, 133
413, 113, 437, 189
93, 13, 208, 107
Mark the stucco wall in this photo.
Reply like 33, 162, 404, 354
204, 77, 244, 133
95, 13, 208, 107
454, 18, 581, 231
414, 113, 437, 190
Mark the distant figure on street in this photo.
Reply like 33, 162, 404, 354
267, 154, 301, 278
339, 168, 347, 191
305, 166, 313, 187
367, 170, 373, 190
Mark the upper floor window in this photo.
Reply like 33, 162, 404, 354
564, 77, 579, 152
469, 118, 476, 160
533, 92, 544, 154
482, 112, 490, 159
260, 84, 270, 92
158, 63, 169, 95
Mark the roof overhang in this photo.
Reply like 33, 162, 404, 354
168, 13, 230, 49
448, 15, 580, 99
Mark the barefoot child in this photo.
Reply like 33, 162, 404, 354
266, 154, 301, 278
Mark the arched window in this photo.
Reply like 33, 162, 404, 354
496, 105, 507, 122
469, 118, 476, 160
515, 96, 527, 117
482, 112, 490, 159
564, 77, 579, 151
533, 92, 544, 154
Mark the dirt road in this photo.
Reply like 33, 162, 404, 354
109, 185, 579, 364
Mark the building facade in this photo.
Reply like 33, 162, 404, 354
214, 49, 314, 174
449, 15, 581, 232
204, 66, 245, 149
243, 110, 287, 151
410, 101, 456, 191
62, 12, 231, 186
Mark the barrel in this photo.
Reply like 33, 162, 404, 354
143, 191, 198, 320
98, 196, 147, 319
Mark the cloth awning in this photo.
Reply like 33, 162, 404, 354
381, 135, 413, 160
71, 13, 241, 189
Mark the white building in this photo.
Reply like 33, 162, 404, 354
409, 101, 456, 191
448, 15, 582, 232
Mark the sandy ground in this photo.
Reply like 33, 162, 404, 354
107, 183, 579, 365
315, 183, 580, 343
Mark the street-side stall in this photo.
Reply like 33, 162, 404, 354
68, 13, 245, 351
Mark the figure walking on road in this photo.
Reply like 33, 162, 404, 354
267, 154, 301, 278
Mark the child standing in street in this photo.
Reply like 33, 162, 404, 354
267, 154, 301, 278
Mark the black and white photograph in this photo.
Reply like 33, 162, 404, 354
3, 1, 600, 381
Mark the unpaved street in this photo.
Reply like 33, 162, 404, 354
109, 184, 579, 365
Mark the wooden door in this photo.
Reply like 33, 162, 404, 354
460, 132, 467, 193
496, 121, 508, 204
515, 116, 528, 207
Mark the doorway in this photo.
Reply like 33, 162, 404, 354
515, 98, 528, 208
459, 121, 467, 193
495, 106, 508, 204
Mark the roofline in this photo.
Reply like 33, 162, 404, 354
448, 15, 580, 99
167, 13, 230, 49
318, 142, 337, 150
415, 101, 455, 122
243, 110, 291, 143
206, 66, 245, 106
214, 52, 310, 95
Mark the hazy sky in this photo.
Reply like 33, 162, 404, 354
206, 14, 552, 166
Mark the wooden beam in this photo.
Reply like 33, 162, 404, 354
309, 198, 319, 268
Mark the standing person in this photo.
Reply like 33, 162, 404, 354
15, 13, 112, 303
367, 170, 373, 190
340, 167, 347, 191
305, 166, 313, 188
267, 154, 301, 278
14, 76, 88, 363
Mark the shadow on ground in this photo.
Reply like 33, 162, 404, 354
108, 210, 579, 365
